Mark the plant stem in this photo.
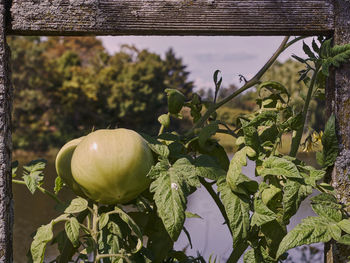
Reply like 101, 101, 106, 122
92, 203, 99, 263
217, 121, 238, 138
158, 124, 165, 136
186, 36, 296, 137
199, 177, 232, 236
12, 179, 64, 205
289, 65, 320, 157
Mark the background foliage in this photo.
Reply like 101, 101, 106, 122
10, 36, 193, 150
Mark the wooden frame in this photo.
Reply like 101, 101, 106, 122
1, 0, 349, 262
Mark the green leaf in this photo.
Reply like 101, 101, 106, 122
283, 180, 312, 223
150, 162, 190, 241
50, 230, 67, 255
107, 221, 122, 238
146, 214, 173, 263
303, 41, 316, 59
227, 146, 258, 195
312, 38, 320, 54
261, 184, 282, 208
258, 156, 302, 179
157, 132, 179, 142
199, 121, 219, 148
259, 125, 279, 145
213, 70, 222, 100
277, 217, 333, 258
243, 247, 275, 263
64, 197, 88, 214
321, 42, 350, 76
54, 176, 64, 194
141, 133, 170, 158
338, 234, 350, 245
22, 159, 47, 194
147, 159, 169, 180
337, 219, 350, 234
292, 54, 308, 64
185, 211, 202, 219
310, 193, 342, 222
168, 141, 185, 158
245, 110, 278, 128
113, 206, 143, 253
251, 199, 276, 227
217, 178, 250, 254
243, 249, 256, 263
65, 217, 80, 247
316, 151, 325, 167
258, 81, 289, 97
99, 213, 109, 230
241, 120, 261, 153
302, 166, 326, 187
281, 112, 303, 131
165, 88, 185, 115
261, 220, 287, 259
194, 155, 226, 181
322, 114, 338, 167
329, 223, 342, 240
31, 222, 54, 263
171, 157, 200, 188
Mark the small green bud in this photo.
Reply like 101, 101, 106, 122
158, 114, 170, 128
165, 89, 185, 114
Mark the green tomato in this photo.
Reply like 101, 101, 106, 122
71, 129, 154, 204
55, 137, 87, 198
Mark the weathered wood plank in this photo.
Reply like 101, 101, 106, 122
0, 0, 13, 262
10, 0, 334, 36
325, 0, 350, 262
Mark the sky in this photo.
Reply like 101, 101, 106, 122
100, 36, 313, 90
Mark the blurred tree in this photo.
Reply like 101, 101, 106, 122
95, 46, 169, 134
9, 37, 193, 150
44, 36, 105, 65
163, 48, 194, 97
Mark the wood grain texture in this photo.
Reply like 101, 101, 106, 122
0, 0, 13, 262
10, 0, 334, 36
325, 0, 350, 262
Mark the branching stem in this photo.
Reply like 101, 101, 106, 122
186, 36, 301, 137
289, 64, 321, 157
92, 203, 99, 263
199, 177, 232, 236
12, 179, 64, 205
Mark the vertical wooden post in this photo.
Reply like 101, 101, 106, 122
325, 0, 350, 262
0, 0, 12, 262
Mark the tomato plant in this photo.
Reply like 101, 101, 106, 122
12, 36, 350, 263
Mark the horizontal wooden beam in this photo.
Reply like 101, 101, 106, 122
9, 0, 334, 36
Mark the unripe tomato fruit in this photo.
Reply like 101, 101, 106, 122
71, 129, 154, 204
55, 137, 87, 198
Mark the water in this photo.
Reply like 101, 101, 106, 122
12, 153, 320, 262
